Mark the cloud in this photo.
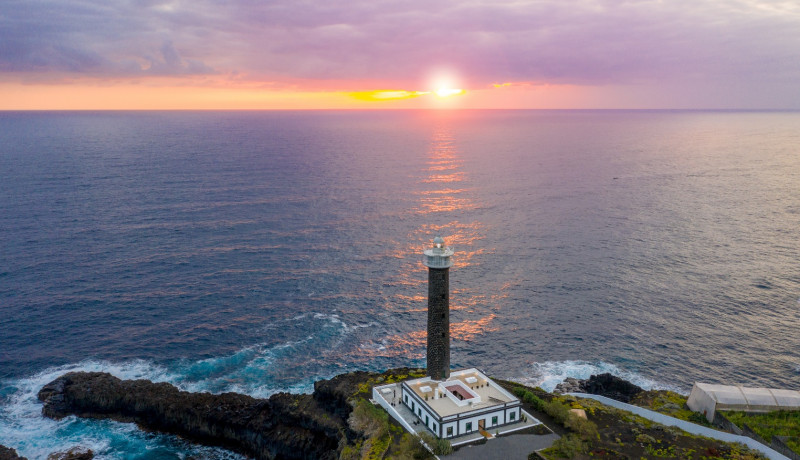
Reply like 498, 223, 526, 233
0, 0, 217, 77
1, 0, 799, 104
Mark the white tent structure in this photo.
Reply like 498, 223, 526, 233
687, 382, 800, 422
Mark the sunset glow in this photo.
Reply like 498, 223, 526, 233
434, 88, 466, 98
1, 0, 798, 109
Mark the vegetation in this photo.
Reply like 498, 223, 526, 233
419, 433, 453, 456
785, 437, 800, 454
548, 434, 587, 458
354, 369, 426, 397
342, 398, 434, 460
722, 410, 800, 455
507, 388, 767, 460
341, 368, 433, 460
630, 390, 712, 426
514, 386, 547, 412
344, 371, 774, 460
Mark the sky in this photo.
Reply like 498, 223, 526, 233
1, 0, 799, 109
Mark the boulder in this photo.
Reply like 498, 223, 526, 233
0, 446, 27, 460
47, 447, 94, 460
554, 373, 644, 403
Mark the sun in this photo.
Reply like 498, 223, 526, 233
434, 88, 466, 98
429, 69, 466, 98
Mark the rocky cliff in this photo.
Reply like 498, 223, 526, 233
36, 371, 371, 460
36, 368, 421, 460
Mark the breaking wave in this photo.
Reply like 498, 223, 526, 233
0, 312, 377, 459
514, 360, 685, 394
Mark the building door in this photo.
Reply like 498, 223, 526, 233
478, 419, 485, 430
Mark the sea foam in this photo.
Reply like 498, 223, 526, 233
515, 360, 686, 394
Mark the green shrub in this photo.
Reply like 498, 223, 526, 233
365, 434, 391, 460
544, 400, 571, 425
349, 399, 389, 438
564, 413, 598, 439
392, 433, 430, 460
687, 411, 711, 426
548, 434, 586, 458
514, 387, 547, 412
420, 432, 453, 456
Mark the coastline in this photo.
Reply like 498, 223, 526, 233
9, 368, 786, 460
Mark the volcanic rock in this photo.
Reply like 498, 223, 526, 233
0, 446, 27, 460
37, 372, 346, 460
47, 447, 94, 460
554, 373, 644, 403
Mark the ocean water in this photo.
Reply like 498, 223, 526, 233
1, 110, 799, 458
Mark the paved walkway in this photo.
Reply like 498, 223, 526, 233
568, 393, 790, 460
445, 433, 560, 460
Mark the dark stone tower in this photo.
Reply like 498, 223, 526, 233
423, 235, 454, 380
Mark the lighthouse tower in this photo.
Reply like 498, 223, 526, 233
423, 235, 454, 380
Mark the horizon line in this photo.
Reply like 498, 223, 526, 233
2, 108, 799, 112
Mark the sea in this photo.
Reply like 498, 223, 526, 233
1, 110, 799, 458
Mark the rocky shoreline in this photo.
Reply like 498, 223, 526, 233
553, 372, 645, 403
33, 370, 389, 460
1, 370, 711, 459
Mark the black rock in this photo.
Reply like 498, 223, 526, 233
47, 447, 94, 460
37, 372, 346, 460
554, 373, 644, 403
0, 445, 27, 460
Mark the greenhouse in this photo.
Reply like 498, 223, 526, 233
687, 382, 800, 422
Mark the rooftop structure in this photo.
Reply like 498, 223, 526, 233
398, 368, 522, 438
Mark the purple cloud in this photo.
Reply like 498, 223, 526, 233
1, 0, 798, 106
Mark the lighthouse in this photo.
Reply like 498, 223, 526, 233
423, 235, 454, 380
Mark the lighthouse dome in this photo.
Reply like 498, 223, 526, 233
423, 235, 453, 268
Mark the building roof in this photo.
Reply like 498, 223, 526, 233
688, 382, 800, 416
404, 368, 519, 418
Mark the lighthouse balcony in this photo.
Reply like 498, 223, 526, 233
422, 254, 453, 268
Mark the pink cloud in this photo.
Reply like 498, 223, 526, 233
1, 0, 799, 107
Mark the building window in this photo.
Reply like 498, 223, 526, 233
433, 423, 437, 433
510, 411, 516, 421
418, 408, 421, 416
466, 422, 472, 432
404, 395, 408, 404
492, 416, 498, 426
425, 415, 429, 426
411, 401, 415, 411
447, 426, 453, 437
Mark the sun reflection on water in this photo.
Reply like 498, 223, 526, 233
353, 121, 507, 366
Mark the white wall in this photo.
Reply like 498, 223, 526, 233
373, 385, 416, 434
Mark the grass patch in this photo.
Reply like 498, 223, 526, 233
723, 410, 800, 453
630, 390, 712, 426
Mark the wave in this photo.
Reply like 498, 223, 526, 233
0, 360, 245, 459
513, 360, 685, 394
0, 312, 379, 458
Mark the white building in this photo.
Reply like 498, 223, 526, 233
687, 382, 800, 422
399, 368, 522, 439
